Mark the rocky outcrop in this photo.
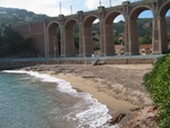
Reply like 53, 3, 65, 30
111, 113, 126, 124
122, 106, 158, 128
108, 106, 158, 128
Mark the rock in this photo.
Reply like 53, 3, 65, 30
123, 105, 158, 128
147, 106, 158, 113
111, 113, 126, 124
97, 60, 105, 65
82, 73, 95, 78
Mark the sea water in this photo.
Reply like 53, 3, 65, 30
0, 70, 119, 128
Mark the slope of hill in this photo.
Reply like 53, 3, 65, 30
0, 7, 48, 26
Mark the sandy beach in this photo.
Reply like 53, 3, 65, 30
22, 64, 157, 127
55, 73, 138, 112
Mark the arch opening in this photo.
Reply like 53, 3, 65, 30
83, 16, 100, 56
47, 22, 61, 57
65, 19, 79, 57
130, 8, 153, 55
138, 10, 153, 55
160, 2, 170, 17
104, 12, 125, 55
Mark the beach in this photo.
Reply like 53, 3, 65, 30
22, 64, 157, 127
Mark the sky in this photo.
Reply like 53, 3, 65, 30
0, 0, 169, 18
0, 0, 142, 16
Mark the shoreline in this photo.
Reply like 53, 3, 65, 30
21, 64, 156, 127
52, 73, 139, 113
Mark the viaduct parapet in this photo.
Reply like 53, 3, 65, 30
13, 0, 170, 57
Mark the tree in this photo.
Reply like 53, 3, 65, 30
138, 34, 152, 45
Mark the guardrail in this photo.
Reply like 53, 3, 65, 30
0, 55, 161, 70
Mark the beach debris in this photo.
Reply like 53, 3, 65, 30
82, 73, 95, 78
91, 59, 99, 66
91, 59, 105, 66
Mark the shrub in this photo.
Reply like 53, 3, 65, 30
144, 54, 170, 128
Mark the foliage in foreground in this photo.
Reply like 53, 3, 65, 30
144, 54, 170, 128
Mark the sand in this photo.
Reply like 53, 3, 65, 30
55, 73, 138, 112
24, 64, 153, 114
22, 64, 157, 127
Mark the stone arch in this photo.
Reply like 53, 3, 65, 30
84, 15, 98, 27
83, 15, 100, 56
47, 21, 61, 57
129, 6, 153, 55
158, 1, 170, 53
104, 10, 125, 55
64, 18, 79, 56
159, 1, 170, 17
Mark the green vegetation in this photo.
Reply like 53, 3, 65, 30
137, 18, 152, 45
144, 55, 170, 128
0, 26, 39, 57
138, 34, 152, 45
113, 21, 125, 45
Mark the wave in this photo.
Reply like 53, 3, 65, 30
2, 70, 119, 128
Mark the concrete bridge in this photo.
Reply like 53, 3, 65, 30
13, 0, 170, 58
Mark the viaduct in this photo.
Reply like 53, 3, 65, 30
13, 0, 170, 58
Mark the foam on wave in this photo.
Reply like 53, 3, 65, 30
2, 70, 119, 128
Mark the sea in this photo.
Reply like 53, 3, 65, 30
0, 70, 119, 128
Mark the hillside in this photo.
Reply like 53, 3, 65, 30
0, 7, 48, 58
114, 17, 170, 36
0, 7, 48, 26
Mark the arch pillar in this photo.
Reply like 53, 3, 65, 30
123, 1, 131, 55
152, 16, 168, 54
60, 26, 66, 57
64, 29, 75, 56
103, 22, 115, 56
79, 23, 84, 57
124, 17, 131, 55
83, 26, 94, 56
44, 20, 49, 58
77, 11, 85, 57
64, 20, 78, 57
98, 6, 106, 56
59, 15, 66, 57
82, 16, 97, 57
129, 19, 139, 55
